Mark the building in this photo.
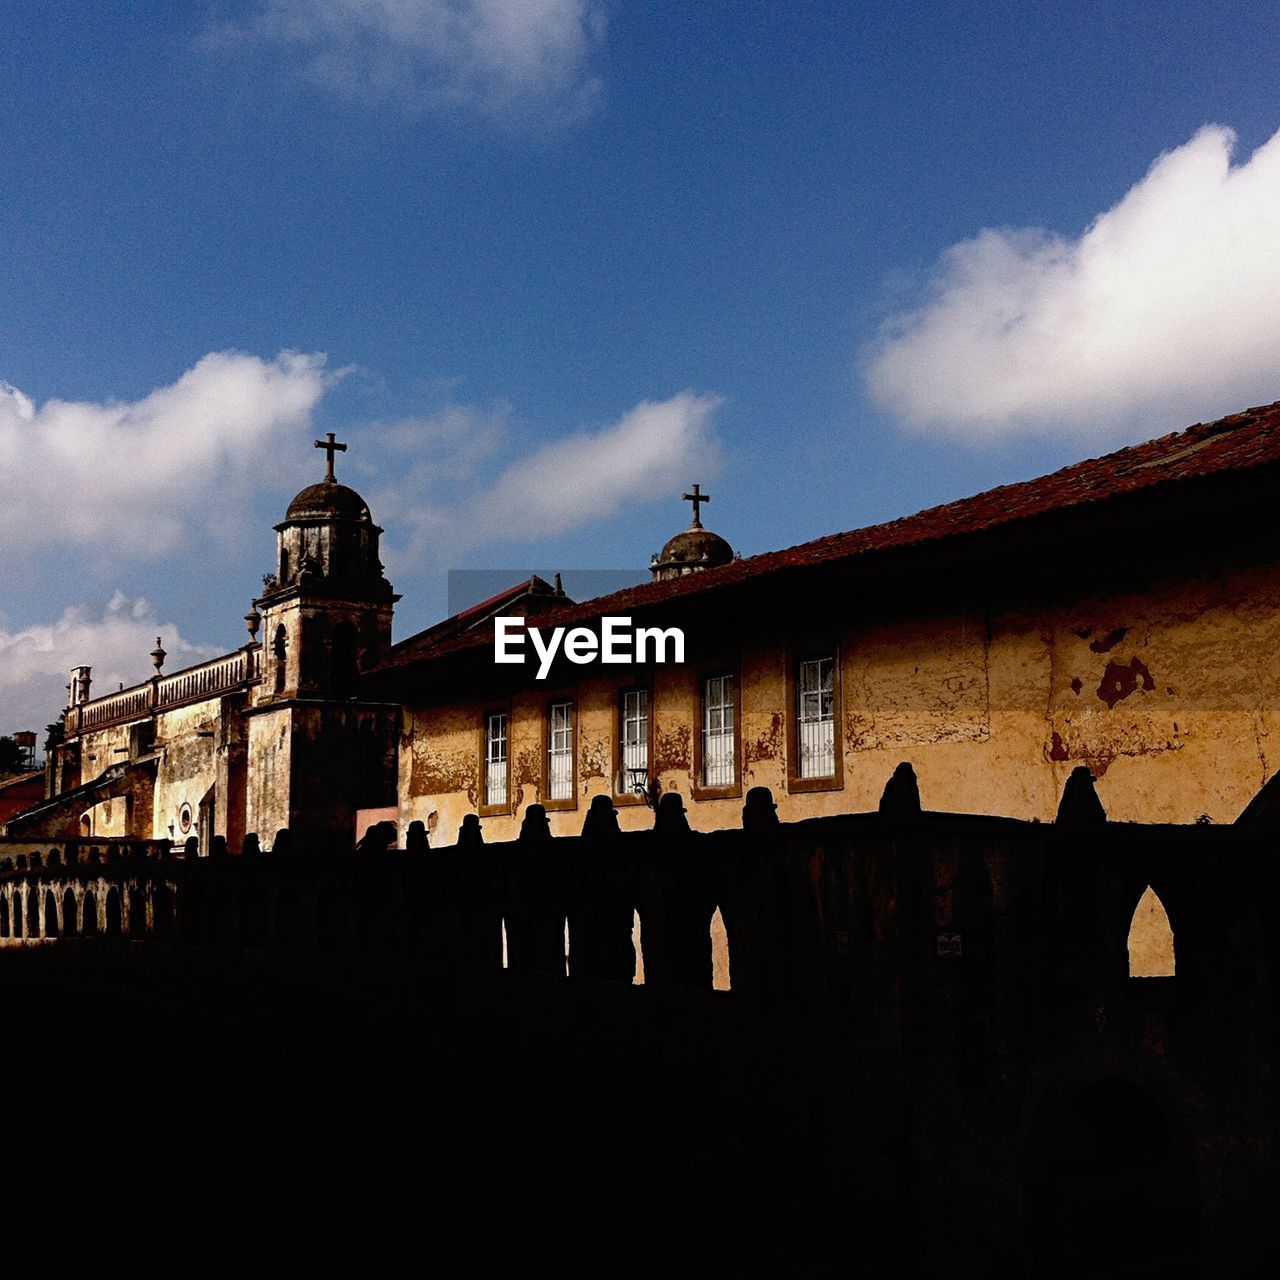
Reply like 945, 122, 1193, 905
367, 399, 1280, 841
7, 436, 400, 851
8, 398, 1280, 851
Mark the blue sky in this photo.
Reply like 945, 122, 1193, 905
3, 1, 1280, 730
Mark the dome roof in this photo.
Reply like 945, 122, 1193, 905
284, 481, 371, 523
656, 526, 734, 570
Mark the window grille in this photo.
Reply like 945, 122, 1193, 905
620, 689, 648, 789
797, 657, 835, 778
548, 700, 573, 801
485, 712, 508, 808
702, 674, 735, 787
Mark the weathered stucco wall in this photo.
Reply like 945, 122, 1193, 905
153, 700, 221, 842
399, 561, 1280, 840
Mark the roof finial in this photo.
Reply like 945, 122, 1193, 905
683, 483, 709, 529
314, 431, 348, 484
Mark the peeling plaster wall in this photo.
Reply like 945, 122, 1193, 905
399, 560, 1280, 837
153, 701, 221, 843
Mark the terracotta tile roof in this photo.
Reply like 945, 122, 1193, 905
373, 400, 1280, 674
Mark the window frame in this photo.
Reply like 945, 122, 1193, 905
692, 667, 742, 801
785, 646, 844, 794
479, 705, 513, 818
613, 683, 655, 806
542, 693, 578, 812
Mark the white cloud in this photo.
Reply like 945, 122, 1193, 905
379, 391, 724, 565
864, 124, 1280, 441
0, 594, 222, 734
215, 0, 606, 122
0, 350, 334, 558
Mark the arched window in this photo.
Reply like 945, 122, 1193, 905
1128, 885, 1175, 977
26, 889, 38, 937
0, 895, 9, 938
273, 624, 287, 694
62, 888, 78, 938
81, 890, 98, 936
711, 905, 731, 991
43, 890, 59, 938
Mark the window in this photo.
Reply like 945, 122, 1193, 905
484, 711, 508, 809
796, 657, 835, 778
619, 688, 649, 793
548, 700, 574, 802
787, 649, 843, 793
702, 674, 736, 788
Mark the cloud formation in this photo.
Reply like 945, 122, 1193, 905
0, 594, 222, 734
0, 351, 333, 559
864, 125, 1280, 442
377, 391, 725, 566
216, 0, 606, 122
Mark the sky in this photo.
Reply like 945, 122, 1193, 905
3, 0, 1280, 733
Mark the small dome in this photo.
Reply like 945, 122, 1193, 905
657, 526, 733, 569
284, 482, 371, 523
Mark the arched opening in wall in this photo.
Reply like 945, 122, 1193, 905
632, 909, 645, 986
26, 889, 38, 937
128, 886, 147, 938
710, 906, 731, 992
81, 891, 97, 936
105, 887, 122, 936
61, 889, 77, 938
331, 621, 359, 686
1026, 1078, 1199, 1275
79, 815, 90, 837
1128, 886, 1175, 978
0, 894, 9, 938
501, 917, 509, 970
11, 891, 22, 939
273, 624, 287, 694
43, 890, 58, 938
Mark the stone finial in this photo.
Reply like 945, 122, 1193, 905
406, 820, 430, 855
582, 794, 621, 839
654, 791, 691, 836
1056, 766, 1107, 826
458, 814, 484, 849
519, 803, 552, 845
742, 786, 780, 832
241, 832, 261, 858
879, 762, 922, 818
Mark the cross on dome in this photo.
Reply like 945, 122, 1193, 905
683, 483, 710, 528
314, 431, 348, 483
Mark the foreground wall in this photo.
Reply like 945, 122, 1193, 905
1, 799, 1273, 1275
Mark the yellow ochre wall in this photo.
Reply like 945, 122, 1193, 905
399, 562, 1280, 841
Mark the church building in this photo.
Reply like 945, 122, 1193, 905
8, 399, 1280, 850
10, 434, 400, 851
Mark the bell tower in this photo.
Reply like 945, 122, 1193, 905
244, 436, 401, 851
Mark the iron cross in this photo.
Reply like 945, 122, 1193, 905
314, 431, 348, 483
683, 483, 709, 527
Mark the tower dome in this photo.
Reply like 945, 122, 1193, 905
265, 433, 391, 597
285, 481, 372, 523
651, 484, 734, 581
